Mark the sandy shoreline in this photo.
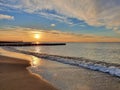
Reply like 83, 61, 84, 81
0, 55, 58, 90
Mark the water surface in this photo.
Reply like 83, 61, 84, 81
16, 42, 120, 64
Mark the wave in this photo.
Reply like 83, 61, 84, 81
2, 46, 120, 77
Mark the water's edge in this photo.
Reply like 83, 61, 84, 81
2, 47, 120, 77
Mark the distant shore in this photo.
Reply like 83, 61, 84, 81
0, 55, 58, 90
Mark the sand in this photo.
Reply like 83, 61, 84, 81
0, 55, 58, 90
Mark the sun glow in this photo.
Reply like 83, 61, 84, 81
34, 33, 40, 39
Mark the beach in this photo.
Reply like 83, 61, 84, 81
0, 44, 120, 90
1, 0, 120, 90
0, 55, 58, 90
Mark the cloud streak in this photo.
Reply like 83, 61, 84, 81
0, 14, 14, 20
0, 0, 120, 32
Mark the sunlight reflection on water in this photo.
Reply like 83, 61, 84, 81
35, 46, 42, 53
31, 56, 42, 67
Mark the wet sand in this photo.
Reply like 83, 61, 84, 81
0, 55, 58, 90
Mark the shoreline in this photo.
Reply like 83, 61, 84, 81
2, 46, 120, 77
0, 55, 58, 90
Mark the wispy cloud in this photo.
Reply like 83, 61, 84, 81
0, 0, 120, 32
0, 14, 14, 20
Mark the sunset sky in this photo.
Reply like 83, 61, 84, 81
0, 0, 120, 42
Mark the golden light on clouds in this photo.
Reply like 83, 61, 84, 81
0, 28, 120, 42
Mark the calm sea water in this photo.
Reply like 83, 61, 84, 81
16, 42, 120, 64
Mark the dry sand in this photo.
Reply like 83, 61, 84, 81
0, 55, 58, 90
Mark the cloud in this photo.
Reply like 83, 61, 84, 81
0, 14, 14, 20
0, 27, 113, 39
51, 24, 56, 27
1, 0, 120, 32
39, 12, 73, 24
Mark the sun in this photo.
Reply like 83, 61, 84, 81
34, 34, 40, 39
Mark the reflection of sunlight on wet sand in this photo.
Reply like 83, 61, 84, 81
31, 56, 42, 67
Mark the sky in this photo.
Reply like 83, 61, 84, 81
0, 0, 120, 42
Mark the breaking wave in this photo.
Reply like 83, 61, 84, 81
2, 47, 120, 77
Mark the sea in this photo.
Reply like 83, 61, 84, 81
15, 42, 120, 64
0, 42, 120, 90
